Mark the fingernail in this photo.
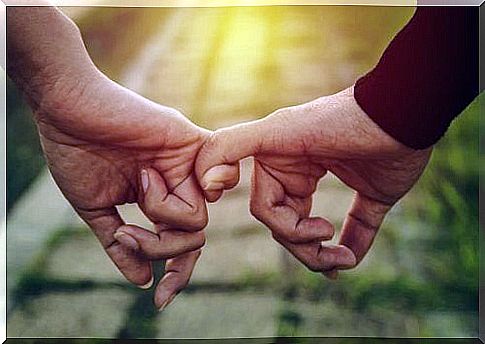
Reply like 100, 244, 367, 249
141, 169, 149, 193
204, 181, 224, 191
138, 276, 154, 290
113, 232, 140, 251
158, 293, 177, 312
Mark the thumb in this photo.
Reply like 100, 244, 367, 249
195, 120, 265, 201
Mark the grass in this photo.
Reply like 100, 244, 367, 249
10, 227, 137, 311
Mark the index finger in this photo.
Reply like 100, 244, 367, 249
250, 160, 334, 244
113, 224, 206, 260
75, 206, 153, 288
274, 236, 357, 273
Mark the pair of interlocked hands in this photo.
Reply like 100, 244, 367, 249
32, 66, 431, 311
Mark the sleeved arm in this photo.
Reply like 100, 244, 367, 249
353, 7, 479, 150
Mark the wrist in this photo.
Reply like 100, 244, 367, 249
305, 86, 415, 158
31, 65, 104, 123
7, 5, 100, 119
30, 62, 112, 149
346, 86, 419, 156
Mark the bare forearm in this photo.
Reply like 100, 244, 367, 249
6, 4, 99, 111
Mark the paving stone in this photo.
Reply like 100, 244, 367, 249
191, 231, 281, 283
156, 292, 278, 338
117, 203, 153, 231
419, 311, 477, 337
290, 300, 477, 337
44, 231, 127, 284
311, 185, 354, 225
292, 300, 411, 337
7, 289, 133, 338
7, 170, 80, 305
155, 295, 476, 339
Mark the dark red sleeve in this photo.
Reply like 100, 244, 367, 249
354, 7, 479, 150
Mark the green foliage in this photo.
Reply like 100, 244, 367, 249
276, 307, 303, 337
11, 227, 133, 310
6, 78, 45, 211
410, 94, 481, 310
117, 291, 160, 339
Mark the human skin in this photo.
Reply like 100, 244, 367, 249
7, 5, 214, 309
196, 87, 432, 278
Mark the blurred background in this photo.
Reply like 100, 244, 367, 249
6, 6, 480, 339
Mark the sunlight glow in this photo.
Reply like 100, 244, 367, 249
8, 0, 420, 7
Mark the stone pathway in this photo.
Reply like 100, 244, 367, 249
6, 170, 82, 301
6, 5, 477, 339
156, 292, 279, 338
8, 289, 134, 338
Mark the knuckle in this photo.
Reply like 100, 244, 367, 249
166, 107, 184, 118
147, 248, 168, 260
204, 129, 225, 152
196, 215, 209, 230
143, 201, 160, 220
285, 235, 304, 244
278, 229, 301, 244
188, 207, 209, 230
213, 127, 231, 142
326, 224, 336, 238
271, 224, 298, 243
209, 128, 233, 158
194, 232, 206, 250
147, 242, 169, 259
350, 258, 360, 268
270, 107, 291, 119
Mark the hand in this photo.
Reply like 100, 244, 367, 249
34, 69, 210, 309
6, 5, 210, 309
195, 86, 432, 278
